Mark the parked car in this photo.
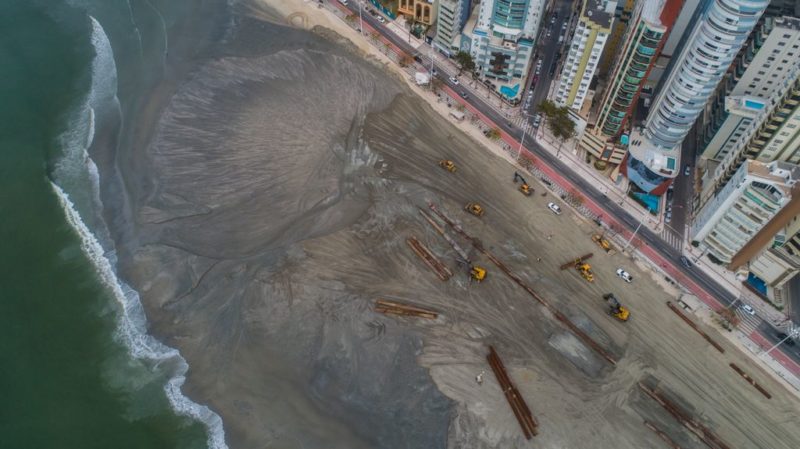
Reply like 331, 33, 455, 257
533, 114, 541, 127
562, 22, 567, 30
449, 76, 459, 85
460, 91, 469, 99
547, 202, 562, 215
740, 304, 756, 316
616, 268, 633, 283
684, 165, 691, 176
665, 211, 672, 223
680, 256, 692, 268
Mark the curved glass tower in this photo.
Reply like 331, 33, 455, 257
625, 0, 769, 193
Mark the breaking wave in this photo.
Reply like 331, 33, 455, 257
49, 14, 228, 449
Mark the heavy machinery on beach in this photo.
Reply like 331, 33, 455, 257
559, 253, 594, 282
465, 202, 485, 217
513, 172, 533, 196
470, 265, 487, 282
603, 293, 630, 322
439, 159, 456, 172
592, 234, 616, 254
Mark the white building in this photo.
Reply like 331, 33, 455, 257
701, 16, 800, 162
555, 0, 617, 111
691, 160, 800, 264
469, 0, 543, 100
624, 0, 770, 194
434, 0, 473, 54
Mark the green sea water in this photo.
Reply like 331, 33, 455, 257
0, 1, 214, 447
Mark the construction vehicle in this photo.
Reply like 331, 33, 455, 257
439, 159, 456, 172
603, 293, 630, 322
465, 202, 485, 217
592, 234, 616, 254
577, 262, 594, 282
470, 265, 487, 282
560, 253, 595, 282
513, 172, 533, 196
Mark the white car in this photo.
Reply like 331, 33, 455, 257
741, 304, 756, 316
449, 76, 459, 85
547, 202, 561, 215
377, 15, 386, 24
616, 268, 633, 283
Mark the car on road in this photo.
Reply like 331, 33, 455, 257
376, 15, 386, 24
533, 75, 540, 84
547, 202, 562, 215
533, 114, 541, 127
562, 22, 567, 30
460, 91, 469, 99
740, 304, 756, 316
684, 165, 691, 176
431, 68, 438, 76
449, 76, 459, 85
680, 256, 692, 268
546, 29, 552, 38
550, 16, 556, 24
413, 55, 422, 63
338, 0, 348, 4
776, 332, 797, 346
665, 211, 672, 223
616, 268, 633, 283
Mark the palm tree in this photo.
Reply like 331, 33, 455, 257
454, 51, 475, 75
486, 127, 501, 140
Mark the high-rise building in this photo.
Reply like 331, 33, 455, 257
434, 0, 473, 53
623, 0, 770, 194
749, 213, 800, 293
700, 17, 800, 163
704, 69, 800, 199
555, 0, 618, 111
597, 0, 636, 78
469, 0, 543, 100
691, 160, 800, 264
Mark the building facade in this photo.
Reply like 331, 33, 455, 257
469, 0, 543, 100
398, 0, 438, 26
700, 17, 800, 163
624, 0, 770, 194
434, 0, 473, 52
555, 0, 617, 111
691, 160, 800, 264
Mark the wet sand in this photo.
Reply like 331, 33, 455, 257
103, 2, 800, 448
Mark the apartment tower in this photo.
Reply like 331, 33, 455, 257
624, 0, 770, 194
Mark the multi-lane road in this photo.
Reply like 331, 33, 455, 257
337, 0, 800, 370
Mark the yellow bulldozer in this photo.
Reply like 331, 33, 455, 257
439, 160, 456, 172
592, 234, 616, 254
465, 202, 485, 217
603, 293, 630, 322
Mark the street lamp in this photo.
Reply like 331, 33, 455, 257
516, 116, 531, 162
622, 211, 648, 253
358, 0, 364, 36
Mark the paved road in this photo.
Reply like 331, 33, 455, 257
339, 0, 800, 370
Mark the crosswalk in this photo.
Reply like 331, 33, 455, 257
736, 310, 761, 334
659, 228, 683, 250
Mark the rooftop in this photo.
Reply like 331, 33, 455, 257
582, 0, 615, 29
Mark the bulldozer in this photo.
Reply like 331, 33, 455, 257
470, 265, 487, 282
439, 160, 456, 172
592, 234, 616, 254
603, 293, 630, 322
577, 263, 594, 282
465, 202, 485, 217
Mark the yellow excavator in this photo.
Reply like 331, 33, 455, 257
470, 265, 487, 282
603, 293, 630, 322
439, 160, 456, 172
514, 172, 533, 196
577, 262, 594, 282
465, 202, 485, 217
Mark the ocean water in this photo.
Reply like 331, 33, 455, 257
0, 0, 224, 447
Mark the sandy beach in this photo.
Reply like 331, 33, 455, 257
96, 0, 800, 447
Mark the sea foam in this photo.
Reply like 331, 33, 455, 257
49, 14, 228, 449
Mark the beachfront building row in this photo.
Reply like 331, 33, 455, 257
433, 0, 473, 52
624, 0, 770, 194
555, 0, 617, 110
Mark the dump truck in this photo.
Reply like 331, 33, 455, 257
603, 293, 630, 322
